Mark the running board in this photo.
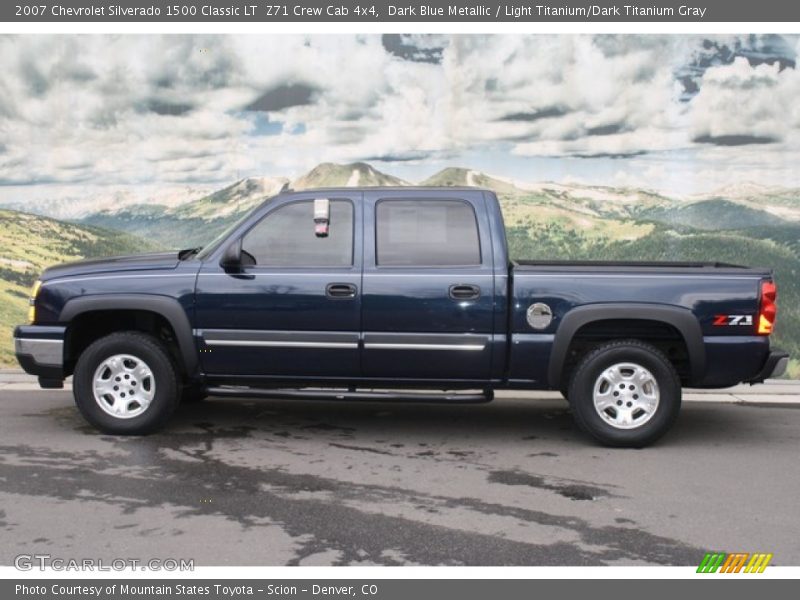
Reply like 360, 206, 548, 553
206, 387, 494, 404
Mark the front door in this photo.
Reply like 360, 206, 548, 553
194, 193, 362, 381
360, 191, 495, 383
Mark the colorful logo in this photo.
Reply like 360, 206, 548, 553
697, 552, 773, 573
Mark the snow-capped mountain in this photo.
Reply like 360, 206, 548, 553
292, 162, 409, 189
7, 161, 800, 227
420, 167, 522, 195
0, 184, 214, 220
171, 177, 289, 220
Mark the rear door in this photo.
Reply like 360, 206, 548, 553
194, 192, 362, 380
361, 191, 495, 383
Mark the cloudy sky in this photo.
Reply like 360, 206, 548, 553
1, 33, 799, 205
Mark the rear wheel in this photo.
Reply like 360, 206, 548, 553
73, 332, 179, 435
567, 339, 681, 447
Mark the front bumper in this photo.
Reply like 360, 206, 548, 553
14, 325, 66, 388
745, 348, 790, 384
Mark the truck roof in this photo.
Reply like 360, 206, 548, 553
281, 185, 493, 194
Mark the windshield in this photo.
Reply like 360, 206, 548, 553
194, 198, 274, 261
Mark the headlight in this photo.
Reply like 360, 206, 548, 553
27, 280, 41, 324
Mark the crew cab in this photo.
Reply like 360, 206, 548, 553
14, 187, 788, 446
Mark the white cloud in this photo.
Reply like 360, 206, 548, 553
0, 34, 798, 200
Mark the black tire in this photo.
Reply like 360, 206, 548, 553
73, 332, 180, 435
567, 339, 681, 447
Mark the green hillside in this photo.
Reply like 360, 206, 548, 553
727, 225, 800, 257
83, 209, 239, 249
643, 199, 787, 230
0, 209, 163, 365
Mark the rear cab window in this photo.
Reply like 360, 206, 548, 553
376, 199, 481, 267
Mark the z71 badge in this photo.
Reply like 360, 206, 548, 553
713, 314, 754, 326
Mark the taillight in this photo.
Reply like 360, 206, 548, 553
757, 280, 777, 335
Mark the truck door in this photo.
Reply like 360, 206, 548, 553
361, 191, 494, 383
194, 192, 362, 380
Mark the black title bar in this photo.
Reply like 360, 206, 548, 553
5, 0, 800, 22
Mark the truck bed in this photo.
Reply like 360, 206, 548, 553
507, 256, 773, 388
512, 259, 770, 276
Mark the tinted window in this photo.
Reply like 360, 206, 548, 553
242, 200, 353, 267
376, 199, 481, 266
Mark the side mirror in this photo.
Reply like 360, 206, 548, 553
219, 238, 242, 270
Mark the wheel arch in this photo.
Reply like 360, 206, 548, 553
60, 294, 198, 379
548, 303, 705, 388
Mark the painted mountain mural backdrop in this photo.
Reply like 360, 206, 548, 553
0, 35, 798, 376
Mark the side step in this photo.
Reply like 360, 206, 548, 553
206, 387, 494, 404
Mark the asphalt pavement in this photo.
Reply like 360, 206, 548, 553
0, 375, 798, 566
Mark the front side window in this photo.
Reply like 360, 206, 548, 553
376, 199, 481, 266
242, 200, 354, 267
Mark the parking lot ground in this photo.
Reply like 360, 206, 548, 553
0, 379, 798, 566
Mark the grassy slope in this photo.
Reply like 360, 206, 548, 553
0, 209, 163, 365
643, 199, 787, 230
83, 209, 236, 249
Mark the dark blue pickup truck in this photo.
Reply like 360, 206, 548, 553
14, 187, 788, 446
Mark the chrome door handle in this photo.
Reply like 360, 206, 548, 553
326, 283, 358, 298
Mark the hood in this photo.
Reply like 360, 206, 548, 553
41, 252, 181, 282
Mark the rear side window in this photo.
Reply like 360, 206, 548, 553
376, 199, 481, 266
243, 200, 353, 267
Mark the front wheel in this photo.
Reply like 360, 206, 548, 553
567, 340, 681, 447
73, 332, 180, 435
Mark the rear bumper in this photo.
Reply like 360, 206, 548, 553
13, 325, 66, 388
745, 349, 790, 384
